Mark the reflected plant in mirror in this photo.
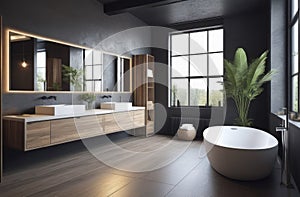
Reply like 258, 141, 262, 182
172, 84, 178, 106
62, 65, 83, 91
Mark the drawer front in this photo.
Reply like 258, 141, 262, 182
102, 113, 122, 134
75, 116, 104, 138
101, 112, 134, 134
51, 118, 79, 144
134, 110, 145, 128
26, 121, 50, 150
113, 111, 134, 131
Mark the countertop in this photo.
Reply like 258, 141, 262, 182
3, 107, 145, 123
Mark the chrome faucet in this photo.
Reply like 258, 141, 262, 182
275, 123, 286, 132
276, 118, 293, 188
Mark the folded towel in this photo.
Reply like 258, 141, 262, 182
180, 124, 194, 130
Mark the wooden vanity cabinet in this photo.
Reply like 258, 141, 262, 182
3, 109, 145, 151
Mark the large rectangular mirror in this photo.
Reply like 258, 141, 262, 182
8, 30, 132, 92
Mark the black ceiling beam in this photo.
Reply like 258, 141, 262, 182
103, 0, 188, 15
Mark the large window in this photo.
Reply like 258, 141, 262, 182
290, 0, 299, 112
169, 27, 224, 107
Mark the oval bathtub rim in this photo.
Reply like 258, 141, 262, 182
203, 126, 279, 151
203, 139, 279, 152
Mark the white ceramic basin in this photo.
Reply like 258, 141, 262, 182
100, 102, 132, 111
35, 104, 86, 116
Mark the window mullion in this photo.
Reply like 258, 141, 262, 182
188, 33, 191, 106
207, 31, 209, 107
169, 27, 223, 107
298, 9, 300, 112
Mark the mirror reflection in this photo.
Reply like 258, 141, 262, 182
9, 31, 132, 92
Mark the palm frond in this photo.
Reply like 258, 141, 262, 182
233, 48, 248, 74
246, 51, 268, 86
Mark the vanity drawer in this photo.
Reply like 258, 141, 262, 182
74, 116, 104, 138
26, 121, 51, 150
113, 111, 134, 131
134, 110, 145, 128
51, 118, 79, 144
101, 113, 122, 134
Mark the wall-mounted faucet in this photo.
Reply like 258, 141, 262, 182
39, 96, 57, 100
101, 95, 112, 99
48, 96, 57, 100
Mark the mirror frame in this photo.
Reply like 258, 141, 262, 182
3, 28, 132, 93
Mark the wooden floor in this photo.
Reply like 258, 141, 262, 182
0, 133, 299, 197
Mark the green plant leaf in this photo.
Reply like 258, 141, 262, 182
233, 48, 248, 75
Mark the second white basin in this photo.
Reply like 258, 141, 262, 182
101, 102, 132, 111
35, 104, 86, 116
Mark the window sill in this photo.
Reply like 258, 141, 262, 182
275, 114, 300, 129
169, 106, 224, 109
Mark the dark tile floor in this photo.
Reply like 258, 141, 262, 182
0, 134, 299, 197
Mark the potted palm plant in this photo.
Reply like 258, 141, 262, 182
224, 48, 275, 126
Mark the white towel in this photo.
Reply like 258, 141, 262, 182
180, 124, 194, 130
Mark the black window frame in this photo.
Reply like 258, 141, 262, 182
84, 50, 103, 92
289, 0, 300, 112
169, 26, 224, 107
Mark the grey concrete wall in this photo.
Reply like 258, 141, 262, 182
270, 0, 287, 113
0, 0, 150, 51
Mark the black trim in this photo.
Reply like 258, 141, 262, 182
83, 51, 103, 91
169, 26, 224, 107
289, 0, 300, 112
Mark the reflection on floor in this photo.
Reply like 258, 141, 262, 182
0, 133, 299, 197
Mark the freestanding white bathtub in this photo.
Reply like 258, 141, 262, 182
203, 126, 278, 181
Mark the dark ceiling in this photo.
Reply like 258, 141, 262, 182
97, 0, 269, 26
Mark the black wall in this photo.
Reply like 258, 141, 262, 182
224, 11, 270, 131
